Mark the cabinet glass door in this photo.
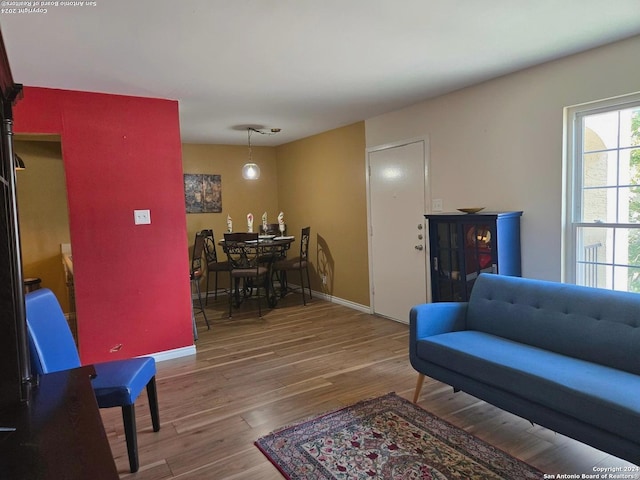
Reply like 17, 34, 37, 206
435, 222, 463, 301
462, 223, 496, 292
427, 211, 521, 302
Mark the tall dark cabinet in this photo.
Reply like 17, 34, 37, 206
425, 211, 522, 302
0, 35, 28, 409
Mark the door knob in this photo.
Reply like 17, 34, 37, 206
414, 245, 424, 251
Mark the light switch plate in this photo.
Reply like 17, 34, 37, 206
432, 199, 443, 212
134, 209, 151, 225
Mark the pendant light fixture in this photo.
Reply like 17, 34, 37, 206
242, 127, 260, 180
241, 127, 281, 180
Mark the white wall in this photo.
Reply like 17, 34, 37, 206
365, 34, 640, 281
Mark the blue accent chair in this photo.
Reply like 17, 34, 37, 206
25, 288, 160, 473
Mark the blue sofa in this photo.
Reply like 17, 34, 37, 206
410, 273, 640, 465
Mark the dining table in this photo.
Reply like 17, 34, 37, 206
219, 234, 296, 308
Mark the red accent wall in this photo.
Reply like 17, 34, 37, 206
14, 87, 193, 364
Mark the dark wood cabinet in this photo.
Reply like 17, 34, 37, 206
0, 38, 28, 411
425, 211, 522, 302
0, 367, 119, 480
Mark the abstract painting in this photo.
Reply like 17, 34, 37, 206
184, 174, 222, 213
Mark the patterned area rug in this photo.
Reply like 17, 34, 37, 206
255, 392, 544, 480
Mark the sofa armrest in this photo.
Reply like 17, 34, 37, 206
410, 302, 468, 339
409, 302, 468, 368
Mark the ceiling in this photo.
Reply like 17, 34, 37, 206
2, 1, 640, 146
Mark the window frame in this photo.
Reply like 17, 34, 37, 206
562, 92, 640, 289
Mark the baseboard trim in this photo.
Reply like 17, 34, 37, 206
197, 287, 371, 314
146, 345, 196, 363
310, 289, 371, 313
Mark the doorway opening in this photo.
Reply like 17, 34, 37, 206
15, 134, 76, 341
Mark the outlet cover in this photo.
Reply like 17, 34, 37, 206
134, 209, 151, 225
432, 199, 443, 212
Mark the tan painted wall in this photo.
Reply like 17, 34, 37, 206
182, 124, 369, 307
182, 143, 279, 242
14, 139, 71, 312
276, 122, 369, 306
181, 143, 279, 286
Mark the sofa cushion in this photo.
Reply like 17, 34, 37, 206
466, 274, 640, 375
416, 330, 640, 441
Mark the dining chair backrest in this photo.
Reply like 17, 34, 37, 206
223, 232, 260, 269
299, 226, 311, 261
201, 229, 219, 263
271, 227, 312, 305
25, 288, 81, 374
192, 231, 207, 276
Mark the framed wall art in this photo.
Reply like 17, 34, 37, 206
184, 174, 222, 213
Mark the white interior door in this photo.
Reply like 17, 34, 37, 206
368, 139, 428, 323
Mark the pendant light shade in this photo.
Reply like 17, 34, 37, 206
240, 126, 280, 180
242, 127, 260, 180
242, 162, 260, 180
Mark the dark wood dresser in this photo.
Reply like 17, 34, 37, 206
0, 366, 119, 480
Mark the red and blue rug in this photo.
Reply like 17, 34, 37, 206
255, 392, 543, 479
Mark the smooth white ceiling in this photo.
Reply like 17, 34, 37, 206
2, 1, 640, 146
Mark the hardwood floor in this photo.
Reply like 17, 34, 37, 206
100, 294, 637, 479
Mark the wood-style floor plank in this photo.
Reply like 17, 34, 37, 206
100, 294, 636, 478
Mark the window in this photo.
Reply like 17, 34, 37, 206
564, 93, 640, 291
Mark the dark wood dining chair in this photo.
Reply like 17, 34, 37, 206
222, 232, 270, 318
273, 226, 312, 305
201, 229, 230, 304
190, 231, 210, 329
